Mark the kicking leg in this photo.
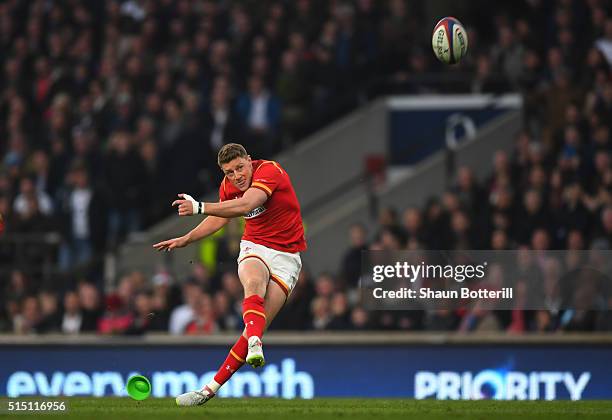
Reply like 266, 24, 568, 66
201, 282, 286, 395
176, 270, 288, 406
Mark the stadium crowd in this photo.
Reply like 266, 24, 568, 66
1, 0, 612, 334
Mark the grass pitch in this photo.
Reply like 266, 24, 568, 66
1, 398, 612, 419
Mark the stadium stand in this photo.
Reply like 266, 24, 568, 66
1, 0, 611, 335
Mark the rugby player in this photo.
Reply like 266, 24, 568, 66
153, 143, 306, 406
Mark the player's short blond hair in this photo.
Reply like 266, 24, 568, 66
218, 143, 248, 166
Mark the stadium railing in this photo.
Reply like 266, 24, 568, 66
1, 332, 611, 345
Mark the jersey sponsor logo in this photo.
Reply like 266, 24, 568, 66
245, 206, 266, 219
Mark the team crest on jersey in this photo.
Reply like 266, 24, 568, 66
245, 206, 266, 219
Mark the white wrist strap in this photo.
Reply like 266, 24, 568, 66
182, 194, 205, 215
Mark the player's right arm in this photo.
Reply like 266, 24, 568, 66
154, 181, 233, 252
152, 215, 229, 251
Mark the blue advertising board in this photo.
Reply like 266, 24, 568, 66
387, 95, 522, 165
1, 344, 610, 400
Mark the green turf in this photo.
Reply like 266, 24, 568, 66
1, 398, 612, 419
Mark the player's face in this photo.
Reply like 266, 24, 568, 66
221, 156, 253, 191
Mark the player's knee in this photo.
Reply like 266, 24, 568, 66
242, 275, 267, 296
238, 266, 267, 295
238, 260, 269, 295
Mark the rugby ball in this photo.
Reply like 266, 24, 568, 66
432, 17, 468, 64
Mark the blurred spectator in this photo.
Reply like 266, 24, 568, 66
276, 50, 309, 142
184, 294, 219, 335
154, 270, 181, 306
14, 296, 41, 334
423, 198, 451, 249
491, 229, 511, 250
138, 139, 166, 226
2, 299, 21, 333
401, 208, 425, 247
29, 150, 54, 197
220, 271, 244, 303
61, 291, 84, 334
425, 309, 460, 331
149, 290, 171, 332
5, 270, 30, 302
377, 206, 399, 230
555, 182, 591, 246
593, 206, 612, 247
201, 79, 242, 185
236, 75, 281, 157
168, 280, 202, 335
327, 292, 350, 329
126, 292, 154, 335
103, 131, 147, 247
11, 189, 54, 234
310, 296, 331, 330
77, 282, 103, 332
339, 223, 368, 287
13, 176, 53, 217
187, 262, 213, 293
350, 306, 371, 330
517, 189, 550, 245
37, 290, 61, 333
98, 292, 133, 335
471, 54, 510, 94
449, 210, 476, 249
214, 290, 241, 331
595, 19, 612, 65
491, 25, 525, 87
314, 273, 336, 299
380, 226, 406, 250
57, 161, 107, 271
453, 166, 486, 217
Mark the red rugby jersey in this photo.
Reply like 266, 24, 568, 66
219, 160, 307, 253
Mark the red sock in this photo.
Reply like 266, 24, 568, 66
213, 335, 248, 386
242, 294, 266, 339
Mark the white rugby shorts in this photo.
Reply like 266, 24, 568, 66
237, 240, 302, 296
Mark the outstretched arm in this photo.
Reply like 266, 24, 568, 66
173, 188, 268, 218
152, 215, 229, 251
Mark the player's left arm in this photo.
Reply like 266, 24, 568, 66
174, 188, 268, 218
